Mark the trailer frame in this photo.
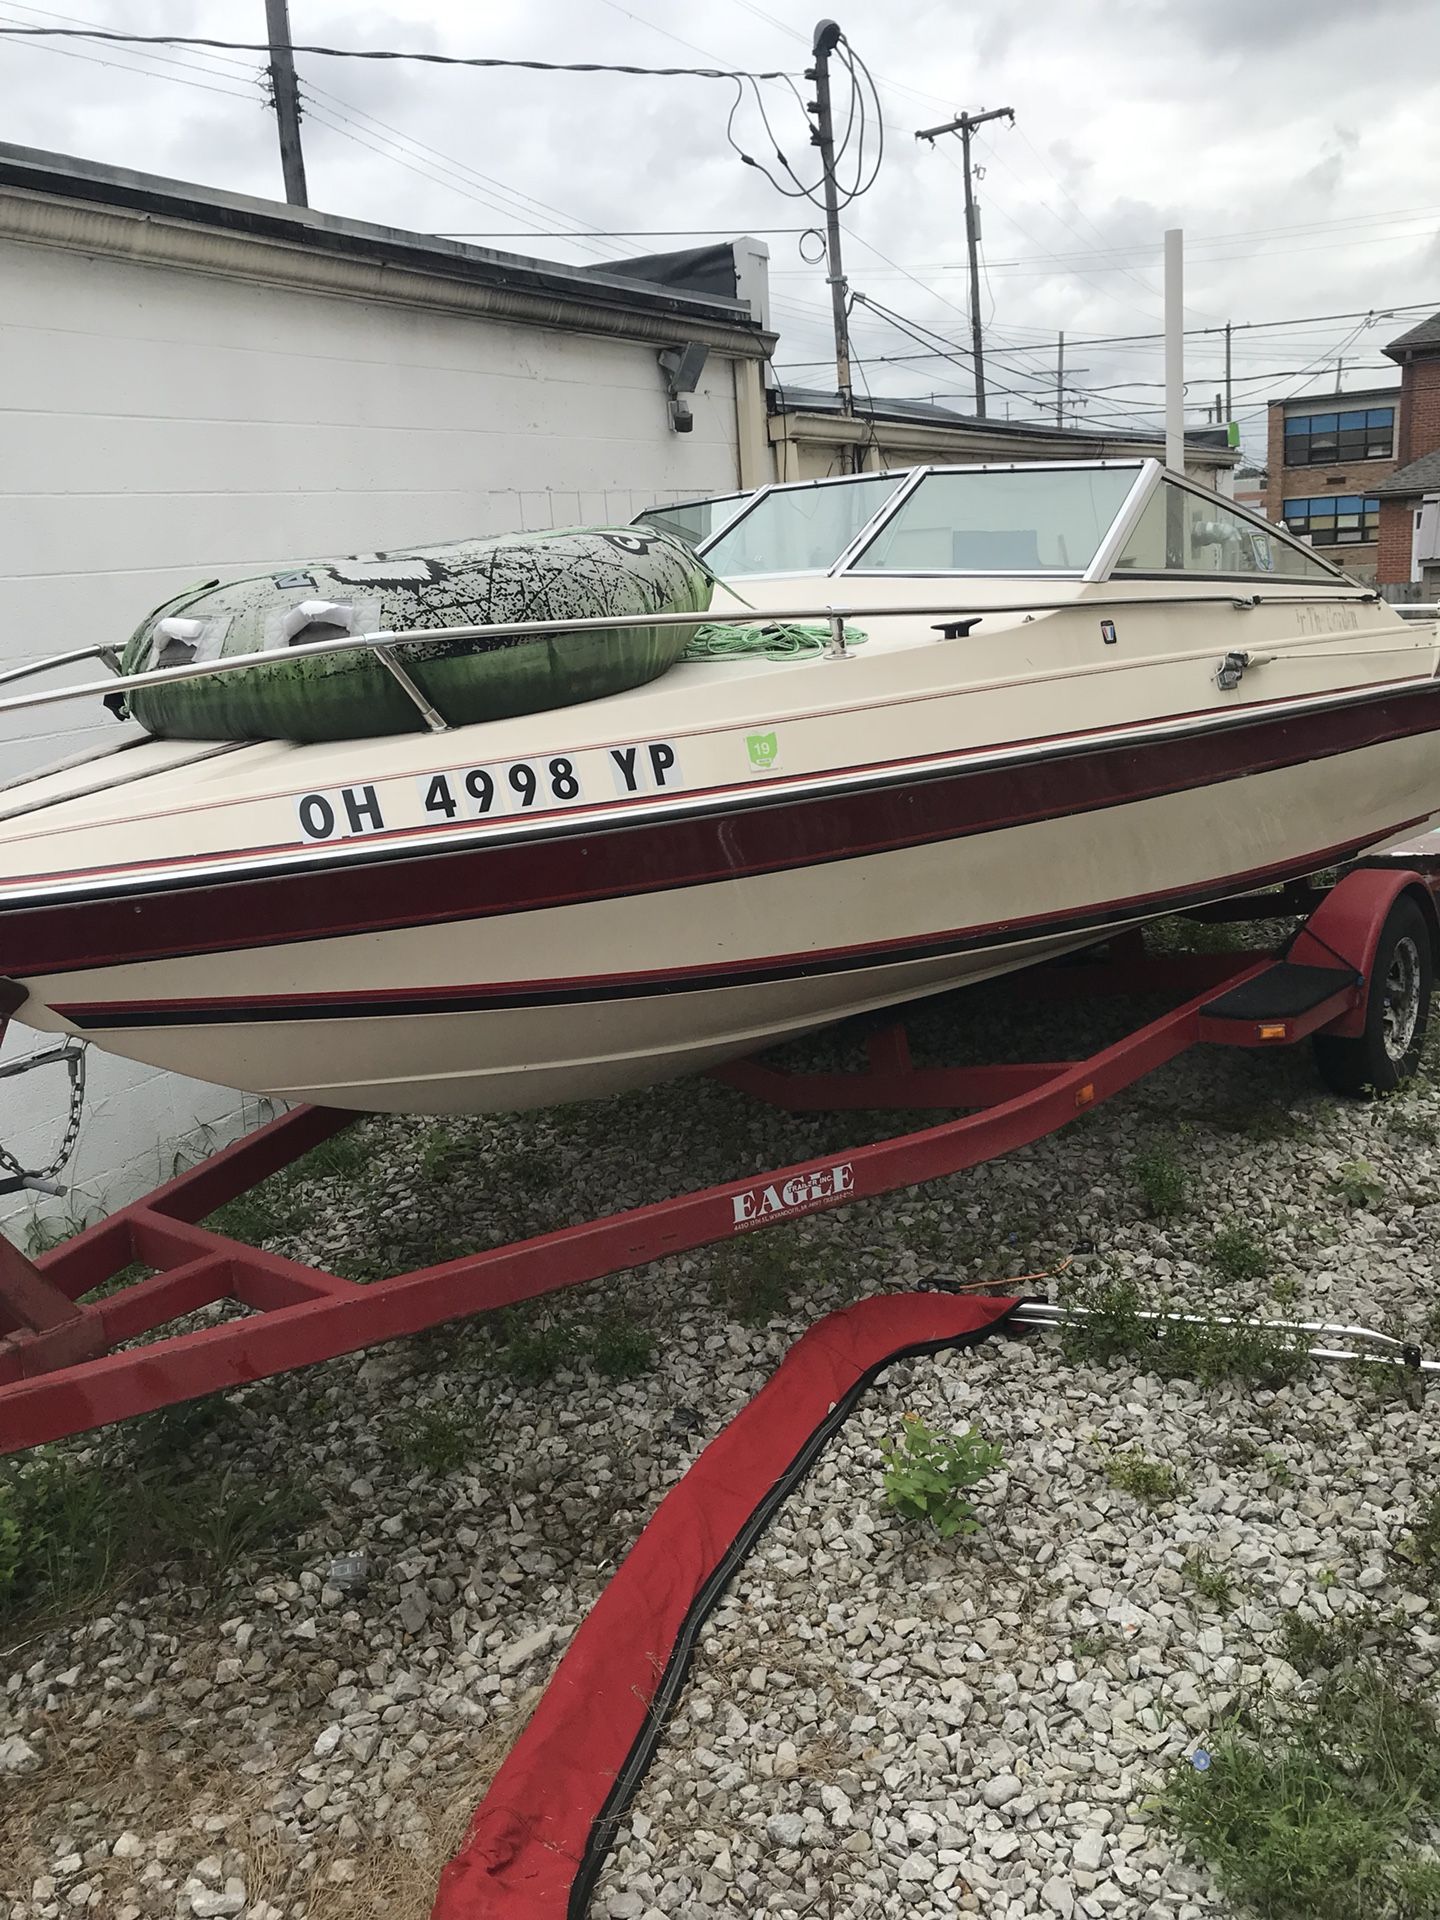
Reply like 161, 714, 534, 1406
1, 856, 1436, 1456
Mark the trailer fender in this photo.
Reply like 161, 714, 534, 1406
1289, 866, 1438, 1039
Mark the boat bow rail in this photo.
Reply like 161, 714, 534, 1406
0, 587, 1400, 736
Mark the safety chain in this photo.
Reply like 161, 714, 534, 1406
0, 1037, 87, 1197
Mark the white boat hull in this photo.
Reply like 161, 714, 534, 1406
9, 724, 1436, 1112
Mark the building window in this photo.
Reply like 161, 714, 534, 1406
1283, 407, 1393, 466
1282, 494, 1381, 545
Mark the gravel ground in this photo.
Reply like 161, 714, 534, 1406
3, 957, 1440, 1920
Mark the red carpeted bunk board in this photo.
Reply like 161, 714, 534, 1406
433, 1291, 1020, 1919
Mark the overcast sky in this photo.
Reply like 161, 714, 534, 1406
3, 0, 1439, 458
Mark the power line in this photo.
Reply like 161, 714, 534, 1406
0, 24, 794, 77
435, 226, 816, 238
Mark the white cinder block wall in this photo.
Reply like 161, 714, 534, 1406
0, 183, 770, 1230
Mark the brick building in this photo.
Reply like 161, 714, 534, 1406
1262, 309, 1440, 589
1264, 382, 1399, 581
1373, 312, 1440, 591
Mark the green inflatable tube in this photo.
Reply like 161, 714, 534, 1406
118, 526, 713, 743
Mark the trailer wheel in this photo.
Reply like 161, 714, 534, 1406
1313, 896, 1433, 1097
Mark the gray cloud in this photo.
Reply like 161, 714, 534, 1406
1, 0, 1437, 455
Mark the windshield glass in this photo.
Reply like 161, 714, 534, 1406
702, 473, 903, 576
634, 493, 752, 549
850, 466, 1139, 573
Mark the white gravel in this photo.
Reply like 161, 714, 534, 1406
3, 968, 1440, 1919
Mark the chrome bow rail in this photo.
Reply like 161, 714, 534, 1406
0, 586, 1402, 736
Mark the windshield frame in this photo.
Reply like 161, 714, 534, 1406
694, 469, 912, 579
694, 458, 1348, 586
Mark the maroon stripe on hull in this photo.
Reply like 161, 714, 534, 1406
5, 682, 1440, 979
51, 816, 1423, 1029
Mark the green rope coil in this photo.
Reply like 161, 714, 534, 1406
681, 620, 868, 662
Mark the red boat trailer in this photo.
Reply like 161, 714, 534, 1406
1, 858, 1436, 1457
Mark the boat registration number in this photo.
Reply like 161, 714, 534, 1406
293, 739, 684, 843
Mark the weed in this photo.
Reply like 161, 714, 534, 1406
384, 1405, 477, 1474
1207, 1224, 1272, 1285
1399, 1490, 1440, 1581
23, 1209, 92, 1257
1104, 1447, 1185, 1506
494, 1309, 573, 1383
1132, 1143, 1189, 1218
880, 1413, 1004, 1540
584, 1313, 655, 1380
1161, 1659, 1440, 1920
1071, 1629, 1114, 1661
417, 1123, 467, 1186
1062, 1270, 1309, 1388
1264, 1450, 1295, 1489
1184, 1550, 1237, 1613
0, 1450, 314, 1629
708, 1232, 803, 1324
1317, 1567, 1338, 1591
1272, 1274, 1300, 1309
1335, 1159, 1385, 1209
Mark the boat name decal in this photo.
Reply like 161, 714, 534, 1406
294, 740, 684, 842
731, 1161, 855, 1230
1296, 604, 1360, 635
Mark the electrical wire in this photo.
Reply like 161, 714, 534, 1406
0, 24, 794, 77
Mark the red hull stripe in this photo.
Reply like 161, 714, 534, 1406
7, 682, 1440, 980
52, 816, 1422, 1027
432, 1293, 1018, 1920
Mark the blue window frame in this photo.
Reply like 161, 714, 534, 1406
1282, 494, 1381, 546
1283, 404, 1394, 466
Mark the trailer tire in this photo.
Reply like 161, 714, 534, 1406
1313, 896, 1433, 1097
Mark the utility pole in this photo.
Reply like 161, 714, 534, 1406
265, 0, 308, 208
1223, 320, 1232, 428
806, 21, 853, 430
916, 104, 1014, 416
1056, 330, 1064, 428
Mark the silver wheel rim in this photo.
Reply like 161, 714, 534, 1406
1381, 935, 1422, 1062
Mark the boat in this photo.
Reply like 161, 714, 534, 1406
1, 456, 1438, 1116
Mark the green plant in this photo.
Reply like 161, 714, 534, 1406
1264, 1450, 1295, 1489
417, 1122, 467, 1186
1062, 1271, 1309, 1388
1335, 1159, 1385, 1209
880, 1413, 1004, 1540
23, 1209, 93, 1257
1104, 1447, 1185, 1506
1161, 1660, 1440, 1920
0, 1448, 314, 1629
1207, 1224, 1272, 1285
1071, 1629, 1114, 1661
1317, 1566, 1338, 1591
1272, 1274, 1300, 1309
707, 1233, 802, 1325
1133, 1143, 1189, 1218
1399, 1490, 1440, 1580
384, 1405, 477, 1473
584, 1313, 655, 1380
1184, 1550, 1237, 1613
494, 1309, 573, 1383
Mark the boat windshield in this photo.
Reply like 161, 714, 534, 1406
702, 473, 903, 576
850, 466, 1140, 574
633, 491, 753, 549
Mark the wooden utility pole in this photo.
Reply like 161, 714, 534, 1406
916, 104, 1014, 416
806, 20, 853, 427
1224, 320, 1233, 427
265, 0, 308, 208
1056, 331, 1064, 427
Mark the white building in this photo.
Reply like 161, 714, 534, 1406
0, 143, 774, 1225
